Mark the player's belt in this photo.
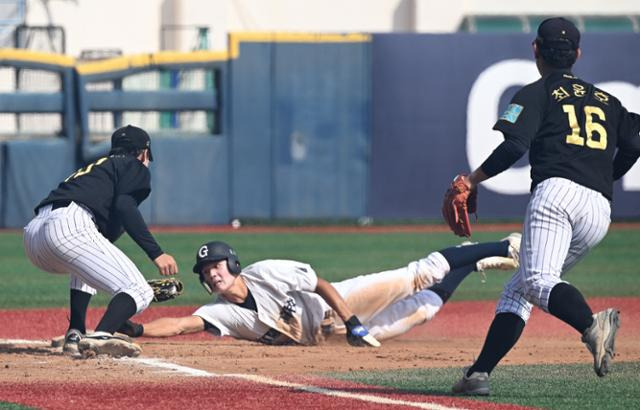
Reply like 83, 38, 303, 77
51, 200, 72, 210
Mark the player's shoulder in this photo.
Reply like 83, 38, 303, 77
244, 260, 312, 278
591, 85, 623, 110
246, 259, 302, 270
512, 76, 547, 102
539, 71, 581, 95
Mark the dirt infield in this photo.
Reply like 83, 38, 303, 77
1, 297, 638, 409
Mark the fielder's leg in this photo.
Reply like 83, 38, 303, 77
64, 281, 95, 356
455, 181, 568, 394
453, 269, 531, 395
454, 179, 614, 395
68, 276, 97, 334
34, 203, 150, 357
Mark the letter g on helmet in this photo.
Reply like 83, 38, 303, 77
192, 241, 242, 275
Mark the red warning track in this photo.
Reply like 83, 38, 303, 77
3, 297, 639, 409
0, 379, 536, 410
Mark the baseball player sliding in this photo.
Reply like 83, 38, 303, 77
442, 18, 640, 395
23, 125, 179, 358
118, 235, 520, 345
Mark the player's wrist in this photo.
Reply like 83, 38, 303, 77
344, 315, 362, 331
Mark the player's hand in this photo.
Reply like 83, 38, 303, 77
344, 315, 381, 347
154, 253, 179, 276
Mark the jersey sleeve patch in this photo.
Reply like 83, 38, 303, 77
499, 104, 524, 123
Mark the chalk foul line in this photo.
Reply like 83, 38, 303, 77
125, 357, 467, 410
0, 339, 467, 410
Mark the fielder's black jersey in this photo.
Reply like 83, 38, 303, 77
493, 70, 640, 199
37, 155, 151, 234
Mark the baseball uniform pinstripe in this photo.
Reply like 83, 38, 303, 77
451, 18, 640, 391
24, 202, 153, 313
23, 125, 178, 358
496, 177, 610, 321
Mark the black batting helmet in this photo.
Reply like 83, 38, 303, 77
192, 241, 242, 275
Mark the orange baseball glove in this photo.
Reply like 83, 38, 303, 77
442, 174, 477, 237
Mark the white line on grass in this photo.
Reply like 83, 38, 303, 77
126, 357, 466, 410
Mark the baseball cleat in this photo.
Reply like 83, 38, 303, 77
361, 333, 382, 348
582, 308, 620, 377
503, 232, 521, 265
52, 329, 132, 347
475, 232, 522, 272
476, 256, 518, 272
62, 329, 83, 357
452, 367, 490, 396
458, 240, 477, 247
78, 331, 142, 358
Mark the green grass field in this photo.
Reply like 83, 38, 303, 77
1, 227, 639, 409
330, 362, 640, 409
0, 404, 32, 410
1, 229, 639, 308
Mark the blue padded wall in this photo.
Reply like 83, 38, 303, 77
139, 136, 230, 225
3, 139, 75, 228
230, 41, 371, 219
229, 43, 273, 219
271, 43, 370, 218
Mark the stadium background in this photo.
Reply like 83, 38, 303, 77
0, 0, 639, 228
1, 2, 640, 409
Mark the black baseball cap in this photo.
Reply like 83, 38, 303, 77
111, 125, 154, 161
536, 17, 580, 50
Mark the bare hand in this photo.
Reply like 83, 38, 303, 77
154, 253, 179, 276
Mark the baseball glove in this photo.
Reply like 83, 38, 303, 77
442, 174, 477, 237
148, 278, 183, 303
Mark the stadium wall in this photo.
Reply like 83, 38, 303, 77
370, 33, 640, 220
229, 34, 371, 220
1, 32, 639, 227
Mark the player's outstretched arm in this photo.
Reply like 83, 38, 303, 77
120, 316, 206, 338
112, 194, 179, 276
314, 278, 380, 347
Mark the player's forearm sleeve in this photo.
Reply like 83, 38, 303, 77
613, 150, 640, 180
480, 138, 528, 178
113, 194, 163, 260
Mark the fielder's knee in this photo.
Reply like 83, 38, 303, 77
496, 293, 532, 323
124, 283, 154, 314
522, 273, 560, 310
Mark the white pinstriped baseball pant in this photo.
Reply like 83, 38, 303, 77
23, 202, 154, 313
496, 177, 611, 322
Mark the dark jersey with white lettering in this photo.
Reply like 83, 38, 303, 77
493, 70, 640, 199
36, 155, 162, 258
